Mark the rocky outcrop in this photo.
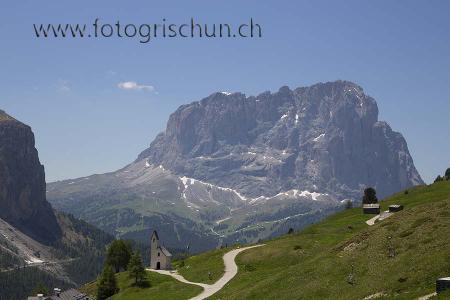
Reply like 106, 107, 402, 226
138, 81, 423, 200
0, 110, 61, 243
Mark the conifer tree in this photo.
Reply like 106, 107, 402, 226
97, 265, 118, 300
127, 252, 147, 286
434, 175, 443, 183
106, 240, 132, 273
362, 187, 378, 204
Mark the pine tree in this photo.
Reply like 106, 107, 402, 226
97, 265, 118, 300
127, 252, 147, 286
106, 240, 132, 273
445, 168, 450, 180
434, 175, 443, 183
362, 187, 378, 204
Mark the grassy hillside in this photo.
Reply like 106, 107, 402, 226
82, 181, 449, 300
173, 247, 230, 283
81, 270, 202, 300
206, 181, 450, 299
168, 181, 449, 299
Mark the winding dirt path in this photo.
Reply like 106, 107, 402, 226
148, 244, 264, 300
417, 292, 437, 300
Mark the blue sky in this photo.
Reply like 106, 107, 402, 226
0, 0, 449, 183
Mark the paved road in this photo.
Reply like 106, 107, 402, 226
148, 244, 264, 300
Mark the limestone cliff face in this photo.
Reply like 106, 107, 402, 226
0, 110, 61, 243
138, 81, 423, 200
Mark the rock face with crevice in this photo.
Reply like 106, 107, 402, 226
0, 110, 61, 244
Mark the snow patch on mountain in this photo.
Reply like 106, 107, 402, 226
249, 189, 328, 204
313, 133, 325, 142
179, 176, 248, 201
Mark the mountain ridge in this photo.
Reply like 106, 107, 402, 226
137, 80, 422, 199
47, 80, 423, 251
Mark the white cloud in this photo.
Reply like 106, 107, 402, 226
118, 81, 154, 91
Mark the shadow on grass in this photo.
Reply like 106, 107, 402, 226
129, 278, 151, 288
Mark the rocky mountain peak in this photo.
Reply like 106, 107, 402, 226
0, 109, 17, 122
138, 80, 423, 200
